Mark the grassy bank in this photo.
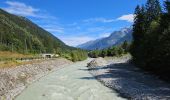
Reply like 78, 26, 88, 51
0, 60, 44, 68
0, 51, 34, 60
0, 51, 42, 68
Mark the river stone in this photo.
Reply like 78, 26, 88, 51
87, 57, 108, 68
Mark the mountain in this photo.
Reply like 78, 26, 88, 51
77, 27, 132, 50
0, 9, 75, 53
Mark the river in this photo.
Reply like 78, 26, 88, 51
15, 59, 125, 100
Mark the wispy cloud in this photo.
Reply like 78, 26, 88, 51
61, 31, 112, 46
60, 36, 95, 46
42, 25, 64, 33
4, 1, 40, 17
2, 1, 65, 34
83, 14, 134, 24
45, 28, 64, 33
83, 18, 115, 23
58, 26, 116, 46
3, 1, 55, 19
117, 14, 135, 22
99, 32, 111, 38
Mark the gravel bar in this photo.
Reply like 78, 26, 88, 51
88, 56, 170, 100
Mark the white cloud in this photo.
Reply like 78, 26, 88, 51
99, 32, 111, 38
42, 25, 64, 33
45, 28, 64, 33
3, 1, 64, 34
117, 14, 135, 22
3, 1, 40, 17
83, 14, 135, 23
60, 36, 95, 46
3, 1, 55, 19
84, 18, 115, 23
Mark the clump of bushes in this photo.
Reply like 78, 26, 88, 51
88, 41, 130, 58
60, 49, 88, 62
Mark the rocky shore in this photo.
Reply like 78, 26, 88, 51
0, 58, 72, 100
87, 56, 170, 100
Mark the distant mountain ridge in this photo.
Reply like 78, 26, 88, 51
77, 27, 132, 50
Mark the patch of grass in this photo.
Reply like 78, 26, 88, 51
0, 51, 33, 61
0, 59, 44, 68
0, 59, 45, 69
0, 60, 21, 68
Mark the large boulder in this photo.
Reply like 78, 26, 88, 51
87, 57, 108, 69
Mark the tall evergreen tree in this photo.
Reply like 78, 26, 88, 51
156, 0, 170, 69
130, 5, 146, 66
145, 0, 161, 24
121, 40, 129, 53
165, 0, 170, 14
133, 5, 146, 42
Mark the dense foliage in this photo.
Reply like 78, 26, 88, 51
0, 9, 88, 61
60, 49, 88, 62
88, 41, 130, 58
130, 0, 170, 80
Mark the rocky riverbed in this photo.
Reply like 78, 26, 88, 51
88, 55, 170, 100
0, 58, 72, 100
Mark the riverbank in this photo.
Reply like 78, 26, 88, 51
0, 58, 72, 100
88, 56, 170, 100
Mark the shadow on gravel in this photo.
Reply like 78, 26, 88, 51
79, 76, 96, 80
81, 62, 170, 99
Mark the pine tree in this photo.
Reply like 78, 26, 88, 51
156, 0, 170, 70
145, 0, 161, 24
133, 5, 146, 42
122, 40, 130, 53
130, 5, 146, 66
165, 0, 170, 13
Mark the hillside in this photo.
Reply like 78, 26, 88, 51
0, 9, 74, 54
77, 27, 132, 50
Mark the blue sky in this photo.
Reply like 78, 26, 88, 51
0, 0, 163, 46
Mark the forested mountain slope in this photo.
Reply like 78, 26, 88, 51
0, 9, 74, 53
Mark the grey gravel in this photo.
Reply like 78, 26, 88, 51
88, 55, 170, 100
87, 57, 107, 69
0, 58, 72, 100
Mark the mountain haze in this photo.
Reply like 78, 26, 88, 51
77, 28, 132, 50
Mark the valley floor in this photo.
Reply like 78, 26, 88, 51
2, 55, 170, 100
89, 56, 170, 100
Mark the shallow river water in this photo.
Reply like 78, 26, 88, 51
15, 59, 125, 100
